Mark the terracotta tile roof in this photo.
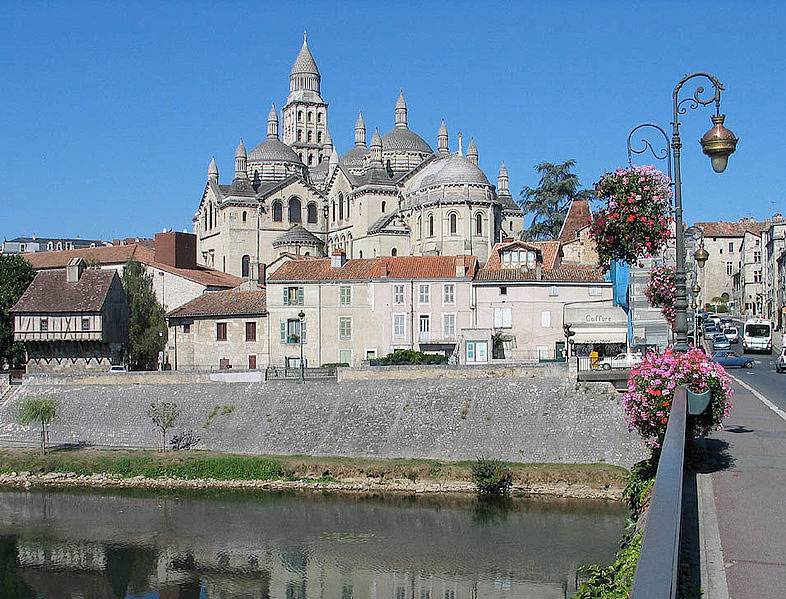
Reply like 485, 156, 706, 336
11, 269, 118, 313
557, 199, 592, 242
485, 240, 562, 270
695, 220, 766, 237
268, 255, 478, 282
23, 244, 243, 289
167, 289, 267, 318
475, 265, 606, 282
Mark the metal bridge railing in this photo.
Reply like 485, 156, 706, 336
630, 386, 688, 599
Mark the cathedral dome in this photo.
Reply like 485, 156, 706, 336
248, 138, 304, 165
381, 128, 433, 154
340, 145, 370, 169
409, 153, 490, 194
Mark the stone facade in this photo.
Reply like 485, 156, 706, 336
193, 35, 525, 275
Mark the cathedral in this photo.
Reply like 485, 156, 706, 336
194, 33, 524, 277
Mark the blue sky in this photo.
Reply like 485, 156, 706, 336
1, 1, 784, 241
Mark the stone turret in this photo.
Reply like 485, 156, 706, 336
497, 161, 510, 195
267, 103, 279, 139
234, 139, 248, 180
289, 30, 320, 95
370, 128, 383, 165
323, 128, 333, 155
395, 90, 407, 129
467, 138, 478, 166
438, 119, 449, 154
354, 112, 366, 147
207, 156, 219, 183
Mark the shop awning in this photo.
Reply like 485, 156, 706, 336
571, 329, 628, 344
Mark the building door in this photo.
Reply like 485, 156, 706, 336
248, 355, 257, 369
466, 341, 488, 363
419, 315, 430, 342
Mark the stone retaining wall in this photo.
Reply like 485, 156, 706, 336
337, 362, 567, 381
0, 377, 647, 468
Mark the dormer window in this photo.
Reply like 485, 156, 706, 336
501, 249, 537, 268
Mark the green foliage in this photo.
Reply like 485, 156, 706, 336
14, 396, 57, 455
0, 255, 35, 367
321, 362, 349, 368
370, 350, 448, 366
518, 160, 594, 241
623, 456, 657, 517
574, 532, 643, 599
122, 258, 166, 370
146, 402, 180, 451
471, 458, 513, 495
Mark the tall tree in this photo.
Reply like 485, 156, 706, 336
122, 258, 167, 370
518, 160, 594, 240
0, 255, 35, 367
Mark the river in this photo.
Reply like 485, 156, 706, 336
0, 487, 626, 599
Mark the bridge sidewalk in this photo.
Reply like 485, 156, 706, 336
699, 379, 786, 599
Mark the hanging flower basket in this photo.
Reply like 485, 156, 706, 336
589, 165, 673, 267
644, 266, 676, 329
623, 347, 733, 447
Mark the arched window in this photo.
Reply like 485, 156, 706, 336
475, 213, 483, 235
347, 233, 352, 257
297, 130, 302, 141
308, 112, 313, 123
509, 221, 513, 231
428, 213, 434, 237
317, 113, 322, 123
338, 192, 344, 221
307, 131, 313, 142
273, 201, 282, 222
317, 131, 323, 143
307, 203, 318, 224
381, 201, 386, 213
208, 205, 212, 229
418, 216, 422, 238
241, 255, 250, 278
332, 201, 336, 222
298, 110, 303, 122
308, 154, 313, 165
449, 212, 457, 234
242, 211, 247, 222
288, 197, 302, 223
391, 248, 397, 256
359, 250, 363, 258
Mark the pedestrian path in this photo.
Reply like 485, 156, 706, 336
699, 378, 786, 599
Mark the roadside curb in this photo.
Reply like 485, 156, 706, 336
697, 473, 730, 599
729, 374, 786, 424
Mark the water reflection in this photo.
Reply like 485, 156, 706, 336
0, 488, 626, 599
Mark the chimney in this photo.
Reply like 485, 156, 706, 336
455, 257, 465, 278
380, 260, 388, 278
66, 257, 85, 283
154, 232, 197, 269
258, 262, 267, 286
331, 249, 346, 268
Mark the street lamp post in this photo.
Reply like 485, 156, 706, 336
298, 309, 306, 383
626, 72, 738, 351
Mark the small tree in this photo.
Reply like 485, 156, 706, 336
0, 254, 36, 368
122, 258, 167, 370
15, 396, 57, 455
146, 402, 180, 451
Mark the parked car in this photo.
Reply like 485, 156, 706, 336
720, 317, 733, 330
712, 333, 731, 350
704, 323, 717, 336
724, 326, 740, 343
711, 350, 754, 369
598, 353, 644, 370
776, 349, 786, 373
108, 365, 127, 373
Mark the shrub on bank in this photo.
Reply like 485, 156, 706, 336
471, 458, 513, 495
370, 350, 448, 366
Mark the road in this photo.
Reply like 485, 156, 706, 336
698, 320, 786, 599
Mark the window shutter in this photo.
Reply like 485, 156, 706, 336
298, 287, 304, 305
283, 288, 289, 306
280, 320, 286, 343
503, 308, 512, 328
494, 308, 502, 328
301, 320, 307, 343
541, 311, 551, 328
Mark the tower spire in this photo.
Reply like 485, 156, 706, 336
497, 161, 510, 195
355, 111, 366, 147
438, 119, 449, 154
267, 103, 279, 139
207, 156, 219, 183
467, 137, 478, 165
457, 132, 463, 156
234, 139, 248, 181
370, 127, 383, 165
395, 89, 407, 129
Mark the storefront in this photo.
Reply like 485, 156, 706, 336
565, 305, 629, 358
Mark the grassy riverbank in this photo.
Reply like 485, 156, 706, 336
0, 448, 628, 498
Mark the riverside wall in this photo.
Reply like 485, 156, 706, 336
0, 375, 647, 468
